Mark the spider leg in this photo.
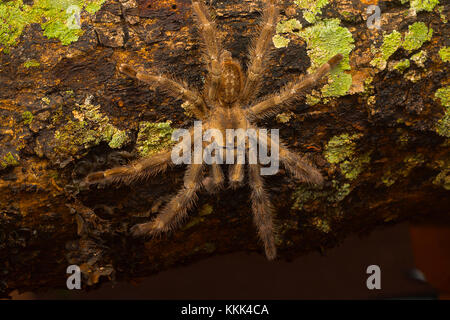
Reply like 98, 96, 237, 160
191, 1, 222, 102
248, 163, 277, 260
203, 163, 225, 193
255, 129, 324, 185
246, 54, 343, 121
240, 0, 279, 104
131, 163, 205, 236
119, 64, 207, 119
85, 149, 174, 185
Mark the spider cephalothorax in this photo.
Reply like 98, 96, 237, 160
86, 0, 342, 260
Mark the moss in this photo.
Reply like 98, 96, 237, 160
393, 59, 411, 73
21, 111, 34, 125
23, 59, 41, 68
439, 47, 450, 62
135, 121, 175, 157
53, 97, 129, 159
0, 0, 106, 51
299, 19, 354, 98
370, 30, 402, 69
310, 217, 331, 233
324, 133, 370, 180
0, 152, 20, 169
435, 86, 450, 137
295, 0, 329, 24
402, 22, 433, 52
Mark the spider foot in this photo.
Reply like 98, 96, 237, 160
130, 218, 166, 237
119, 63, 137, 78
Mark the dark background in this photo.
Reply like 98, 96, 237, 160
11, 222, 449, 300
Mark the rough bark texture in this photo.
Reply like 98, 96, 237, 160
0, 0, 449, 296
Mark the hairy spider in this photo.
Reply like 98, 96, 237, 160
85, 0, 342, 260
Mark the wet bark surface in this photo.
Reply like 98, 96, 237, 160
0, 0, 449, 296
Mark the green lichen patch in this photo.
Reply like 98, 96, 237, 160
411, 50, 427, 67
402, 22, 433, 52
272, 34, 290, 48
439, 47, 450, 62
53, 97, 129, 160
21, 111, 34, 125
135, 121, 175, 157
299, 19, 355, 98
295, 0, 329, 24
276, 112, 293, 123
0, 152, 20, 169
393, 59, 411, 73
0, 0, 106, 51
435, 86, 450, 137
402, 0, 440, 13
324, 133, 371, 180
370, 30, 402, 70
432, 159, 450, 190
381, 154, 426, 186
23, 59, 41, 68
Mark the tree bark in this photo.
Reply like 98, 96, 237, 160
0, 0, 449, 297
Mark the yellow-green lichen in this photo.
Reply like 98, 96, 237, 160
0, 0, 106, 51
402, 22, 433, 52
381, 153, 426, 186
370, 30, 402, 69
276, 112, 293, 123
23, 59, 41, 68
299, 19, 354, 98
0, 152, 20, 169
432, 159, 450, 190
295, 0, 329, 24
439, 47, 450, 62
411, 50, 427, 67
324, 133, 371, 180
21, 111, 34, 125
393, 59, 411, 73
435, 86, 450, 137
401, 0, 440, 13
135, 121, 175, 157
53, 97, 129, 159
272, 34, 290, 48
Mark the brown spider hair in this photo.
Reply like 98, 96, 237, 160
86, 0, 343, 260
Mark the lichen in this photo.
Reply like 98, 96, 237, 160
294, 0, 329, 24
381, 154, 426, 186
402, 0, 440, 13
23, 59, 41, 68
439, 47, 450, 62
21, 111, 34, 125
370, 30, 402, 70
0, 152, 20, 169
393, 59, 411, 73
411, 50, 427, 67
135, 121, 175, 157
402, 22, 433, 52
276, 112, 293, 123
299, 19, 354, 98
432, 159, 450, 190
53, 96, 129, 160
0, 0, 106, 51
272, 34, 290, 48
324, 133, 371, 180
435, 86, 450, 137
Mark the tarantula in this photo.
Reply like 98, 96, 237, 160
86, 0, 342, 260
